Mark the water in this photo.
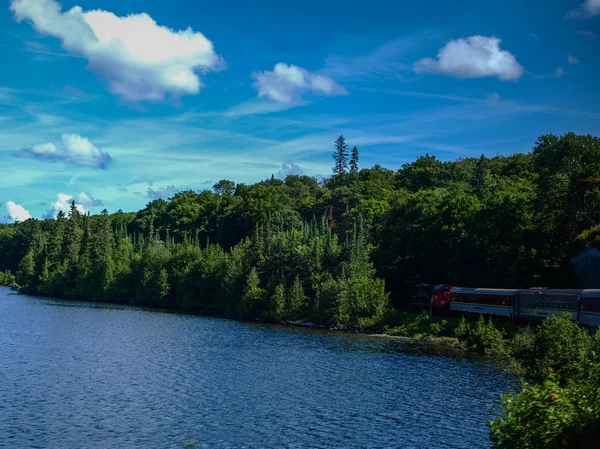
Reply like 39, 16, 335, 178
0, 286, 515, 448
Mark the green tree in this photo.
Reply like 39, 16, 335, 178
88, 210, 116, 298
213, 180, 236, 197
332, 135, 349, 175
268, 282, 286, 320
286, 276, 307, 321
350, 146, 359, 173
238, 267, 266, 318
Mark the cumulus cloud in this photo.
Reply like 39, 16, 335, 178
252, 63, 347, 103
10, 0, 224, 102
43, 193, 86, 219
3, 201, 32, 222
414, 35, 524, 81
277, 161, 303, 179
567, 0, 600, 19
568, 53, 580, 64
16, 133, 111, 169
136, 185, 179, 200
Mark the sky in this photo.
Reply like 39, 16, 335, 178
1, 0, 599, 221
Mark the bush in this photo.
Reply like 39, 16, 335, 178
429, 319, 447, 336
454, 315, 507, 355
523, 314, 592, 383
489, 370, 600, 449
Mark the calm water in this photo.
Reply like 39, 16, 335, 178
0, 286, 515, 448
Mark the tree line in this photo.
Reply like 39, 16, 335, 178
1, 132, 600, 325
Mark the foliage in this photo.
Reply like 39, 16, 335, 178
1, 132, 600, 445
489, 372, 600, 449
332, 135, 349, 175
350, 146, 359, 174
487, 315, 600, 448
0, 270, 16, 286
454, 315, 507, 355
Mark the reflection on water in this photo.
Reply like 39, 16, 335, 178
0, 287, 515, 448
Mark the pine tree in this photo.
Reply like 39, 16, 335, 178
89, 209, 115, 298
239, 267, 265, 317
63, 201, 82, 293
350, 146, 359, 173
287, 276, 307, 320
269, 282, 286, 320
16, 249, 35, 289
472, 154, 488, 196
332, 135, 349, 175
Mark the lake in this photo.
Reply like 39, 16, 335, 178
0, 286, 515, 448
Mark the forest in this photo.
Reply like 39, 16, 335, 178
1, 132, 600, 327
1, 131, 600, 447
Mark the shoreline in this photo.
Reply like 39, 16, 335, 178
2, 284, 469, 354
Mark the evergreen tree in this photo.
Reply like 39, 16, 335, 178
350, 146, 359, 173
332, 135, 349, 175
16, 249, 35, 289
269, 282, 286, 320
89, 210, 115, 298
287, 276, 307, 320
472, 154, 488, 196
63, 201, 82, 293
238, 267, 266, 317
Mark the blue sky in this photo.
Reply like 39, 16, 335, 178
1, 0, 599, 221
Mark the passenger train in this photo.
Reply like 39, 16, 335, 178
411, 284, 600, 326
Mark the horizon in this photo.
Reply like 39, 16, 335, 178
1, 0, 599, 221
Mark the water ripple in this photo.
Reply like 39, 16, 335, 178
0, 287, 514, 448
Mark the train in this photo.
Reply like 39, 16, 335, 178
410, 283, 600, 327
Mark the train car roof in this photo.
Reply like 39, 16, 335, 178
519, 289, 582, 295
581, 289, 600, 297
451, 288, 520, 295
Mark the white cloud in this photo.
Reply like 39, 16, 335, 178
75, 192, 103, 207
414, 35, 524, 81
224, 100, 309, 117
485, 92, 502, 105
277, 161, 302, 179
252, 63, 347, 103
568, 53, 580, 64
16, 133, 112, 168
321, 36, 420, 81
5, 201, 32, 222
44, 193, 85, 219
576, 30, 598, 40
567, 0, 600, 19
533, 67, 566, 79
10, 0, 224, 102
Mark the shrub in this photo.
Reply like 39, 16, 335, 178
524, 314, 592, 383
489, 370, 600, 449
